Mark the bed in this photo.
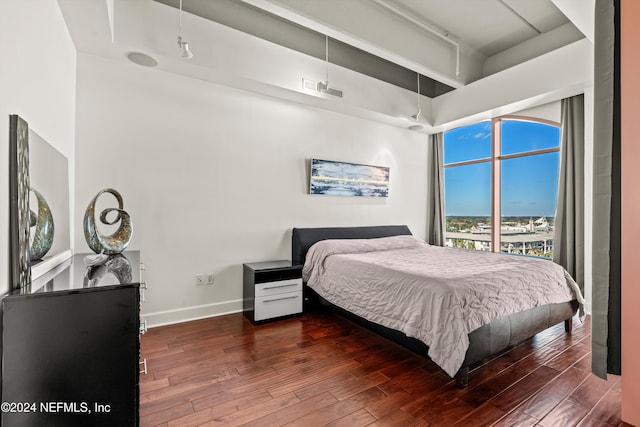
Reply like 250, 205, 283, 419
292, 225, 582, 387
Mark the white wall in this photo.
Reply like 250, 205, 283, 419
74, 53, 429, 326
514, 101, 561, 123
0, 0, 76, 295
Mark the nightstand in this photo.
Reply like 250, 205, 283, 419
243, 260, 303, 324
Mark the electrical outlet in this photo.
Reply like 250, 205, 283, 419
195, 274, 205, 286
206, 273, 214, 285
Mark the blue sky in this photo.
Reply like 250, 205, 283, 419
444, 120, 560, 217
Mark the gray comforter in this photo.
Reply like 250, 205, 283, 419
303, 235, 584, 377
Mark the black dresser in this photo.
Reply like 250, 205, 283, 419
1, 251, 144, 427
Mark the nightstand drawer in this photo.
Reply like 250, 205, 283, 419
255, 278, 302, 297
254, 291, 302, 321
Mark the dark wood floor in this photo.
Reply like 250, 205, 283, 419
139, 307, 625, 426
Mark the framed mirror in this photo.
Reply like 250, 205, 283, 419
9, 115, 72, 291
9, 115, 31, 290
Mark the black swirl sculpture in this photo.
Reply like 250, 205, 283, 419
83, 188, 133, 254
28, 188, 54, 262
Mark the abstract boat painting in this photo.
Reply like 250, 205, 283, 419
310, 159, 389, 197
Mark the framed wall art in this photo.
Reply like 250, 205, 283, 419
309, 158, 390, 197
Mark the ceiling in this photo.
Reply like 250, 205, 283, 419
57, 0, 593, 132
154, 0, 586, 94
390, 0, 572, 57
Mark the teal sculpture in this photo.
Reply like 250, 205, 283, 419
83, 188, 133, 254
28, 188, 54, 262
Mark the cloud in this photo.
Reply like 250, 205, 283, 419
473, 132, 491, 139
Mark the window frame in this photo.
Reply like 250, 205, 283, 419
444, 115, 561, 254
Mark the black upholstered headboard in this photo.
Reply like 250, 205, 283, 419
291, 225, 412, 266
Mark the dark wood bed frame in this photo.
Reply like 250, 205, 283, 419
292, 225, 578, 388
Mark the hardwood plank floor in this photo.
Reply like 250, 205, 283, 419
140, 307, 625, 426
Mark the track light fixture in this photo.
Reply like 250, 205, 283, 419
411, 72, 422, 121
177, 0, 193, 59
178, 36, 192, 58
302, 35, 343, 98
408, 72, 424, 131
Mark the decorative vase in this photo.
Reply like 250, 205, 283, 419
83, 188, 133, 255
28, 187, 54, 262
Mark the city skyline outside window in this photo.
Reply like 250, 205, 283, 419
444, 117, 560, 257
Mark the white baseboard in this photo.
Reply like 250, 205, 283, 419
142, 299, 243, 328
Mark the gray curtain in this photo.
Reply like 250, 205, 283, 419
427, 132, 445, 246
592, 0, 621, 378
553, 94, 585, 297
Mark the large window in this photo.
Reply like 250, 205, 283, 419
444, 117, 560, 258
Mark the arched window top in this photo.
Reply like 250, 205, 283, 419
499, 117, 560, 156
444, 116, 560, 166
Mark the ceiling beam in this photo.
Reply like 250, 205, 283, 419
237, 0, 467, 88
551, 0, 595, 42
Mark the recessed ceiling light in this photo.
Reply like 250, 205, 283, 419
126, 52, 158, 67
408, 124, 424, 131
